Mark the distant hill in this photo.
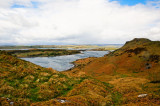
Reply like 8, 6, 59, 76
0, 44, 121, 51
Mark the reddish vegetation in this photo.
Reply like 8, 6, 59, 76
0, 38, 160, 105
66, 38, 160, 105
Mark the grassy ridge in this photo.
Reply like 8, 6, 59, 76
5, 49, 81, 57
66, 38, 160, 105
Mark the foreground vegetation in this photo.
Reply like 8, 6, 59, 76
0, 51, 89, 105
0, 38, 160, 105
5, 49, 81, 57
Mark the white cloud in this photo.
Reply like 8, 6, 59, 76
0, 0, 160, 45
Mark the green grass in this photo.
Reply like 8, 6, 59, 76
111, 91, 122, 105
30, 87, 40, 102
102, 82, 113, 91
120, 74, 128, 78
58, 77, 88, 97
61, 85, 73, 96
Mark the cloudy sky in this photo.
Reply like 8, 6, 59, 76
0, 0, 160, 45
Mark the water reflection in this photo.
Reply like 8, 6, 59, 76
21, 51, 108, 71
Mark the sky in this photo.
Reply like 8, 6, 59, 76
0, 0, 160, 45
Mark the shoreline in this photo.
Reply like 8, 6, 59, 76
4, 49, 82, 58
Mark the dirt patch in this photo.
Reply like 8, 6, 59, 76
124, 47, 147, 55
149, 55, 159, 63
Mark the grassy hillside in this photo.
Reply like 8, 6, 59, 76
0, 51, 86, 105
0, 38, 160, 105
0, 51, 115, 105
66, 38, 160, 105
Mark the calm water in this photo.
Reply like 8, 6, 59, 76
21, 51, 108, 71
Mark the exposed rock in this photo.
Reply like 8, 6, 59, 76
149, 55, 159, 63
145, 63, 152, 69
10, 102, 14, 105
124, 47, 147, 55
6, 98, 10, 101
138, 94, 147, 98
56, 99, 70, 103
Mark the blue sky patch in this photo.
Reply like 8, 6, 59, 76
31, 1, 39, 8
11, 1, 39, 8
11, 4, 27, 8
109, 0, 159, 6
